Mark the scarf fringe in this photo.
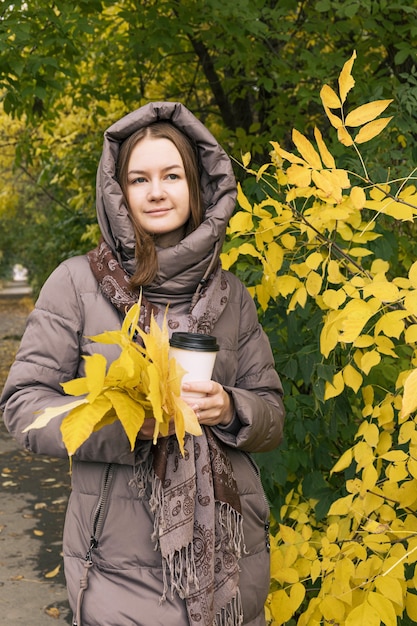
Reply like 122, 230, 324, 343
214, 588, 244, 626
218, 501, 244, 560
129, 454, 153, 499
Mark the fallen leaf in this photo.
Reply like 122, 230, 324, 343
45, 607, 60, 618
34, 502, 47, 510
33, 529, 44, 536
45, 564, 61, 578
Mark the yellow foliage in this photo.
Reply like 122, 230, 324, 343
227, 52, 417, 626
24, 302, 201, 456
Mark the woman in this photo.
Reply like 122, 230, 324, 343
1, 102, 285, 626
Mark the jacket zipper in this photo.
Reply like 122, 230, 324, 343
86, 462, 115, 563
72, 463, 115, 626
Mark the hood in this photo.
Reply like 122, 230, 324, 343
96, 102, 237, 304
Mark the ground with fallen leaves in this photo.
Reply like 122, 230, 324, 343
0, 296, 72, 624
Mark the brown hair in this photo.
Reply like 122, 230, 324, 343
117, 122, 203, 288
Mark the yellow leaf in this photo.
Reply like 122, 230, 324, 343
311, 170, 334, 197
281, 233, 296, 250
278, 275, 300, 297
320, 595, 345, 622
409, 261, 417, 288
406, 591, 417, 621
345, 100, 393, 127
174, 396, 202, 437
289, 582, 306, 615
305, 251, 323, 270
328, 260, 344, 284
337, 126, 354, 146
61, 395, 113, 456
279, 524, 298, 544
269, 589, 296, 625
345, 600, 381, 626
242, 152, 251, 168
322, 288, 346, 310
353, 441, 375, 472
22, 398, 88, 433
338, 50, 357, 104
398, 480, 417, 509
381, 450, 408, 462
355, 117, 393, 144
287, 163, 312, 187
306, 270, 322, 297
83, 353, 108, 403
147, 362, 164, 427
271, 141, 307, 165
358, 421, 379, 447
45, 564, 61, 579
350, 186, 366, 209
62, 376, 89, 397
362, 462, 378, 492
324, 370, 344, 400
324, 105, 343, 129
320, 84, 342, 109
368, 590, 397, 626
400, 369, 417, 419
342, 363, 363, 393
328, 493, 354, 514
228, 211, 253, 234
292, 129, 322, 169
375, 575, 404, 606
314, 127, 336, 169
405, 324, 417, 344
236, 182, 252, 212
320, 312, 340, 358
338, 300, 374, 343
362, 280, 399, 303
404, 292, 417, 316
265, 242, 284, 273
232, 242, 262, 259
104, 388, 145, 450
375, 310, 407, 339
360, 349, 381, 375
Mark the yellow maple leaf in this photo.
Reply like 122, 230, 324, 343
24, 301, 202, 458
355, 117, 393, 144
338, 50, 357, 104
314, 127, 336, 169
61, 395, 113, 456
292, 129, 322, 170
400, 369, 417, 420
345, 100, 393, 127
320, 84, 341, 109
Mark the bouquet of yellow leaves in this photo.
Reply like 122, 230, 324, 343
24, 303, 202, 457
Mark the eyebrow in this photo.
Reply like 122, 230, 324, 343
127, 164, 184, 175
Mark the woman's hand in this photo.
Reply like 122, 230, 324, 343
181, 381, 234, 427
137, 417, 176, 440
137, 381, 234, 439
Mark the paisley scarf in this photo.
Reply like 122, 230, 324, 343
87, 240, 244, 626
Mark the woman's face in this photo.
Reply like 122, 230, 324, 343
125, 136, 191, 239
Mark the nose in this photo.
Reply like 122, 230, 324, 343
148, 178, 166, 200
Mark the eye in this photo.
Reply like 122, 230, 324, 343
166, 173, 179, 180
130, 176, 147, 184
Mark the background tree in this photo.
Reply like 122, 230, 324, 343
1, 0, 416, 285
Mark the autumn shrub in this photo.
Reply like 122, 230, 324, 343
221, 51, 417, 625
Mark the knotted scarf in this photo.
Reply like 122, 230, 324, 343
87, 240, 244, 626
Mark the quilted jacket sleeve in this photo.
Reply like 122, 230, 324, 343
0, 259, 136, 465
213, 277, 285, 453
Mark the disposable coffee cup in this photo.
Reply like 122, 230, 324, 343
169, 332, 219, 398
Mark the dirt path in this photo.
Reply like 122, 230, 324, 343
0, 297, 72, 624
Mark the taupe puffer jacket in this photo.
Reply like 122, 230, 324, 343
1, 103, 285, 626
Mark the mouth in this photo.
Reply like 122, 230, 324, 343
146, 207, 172, 215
